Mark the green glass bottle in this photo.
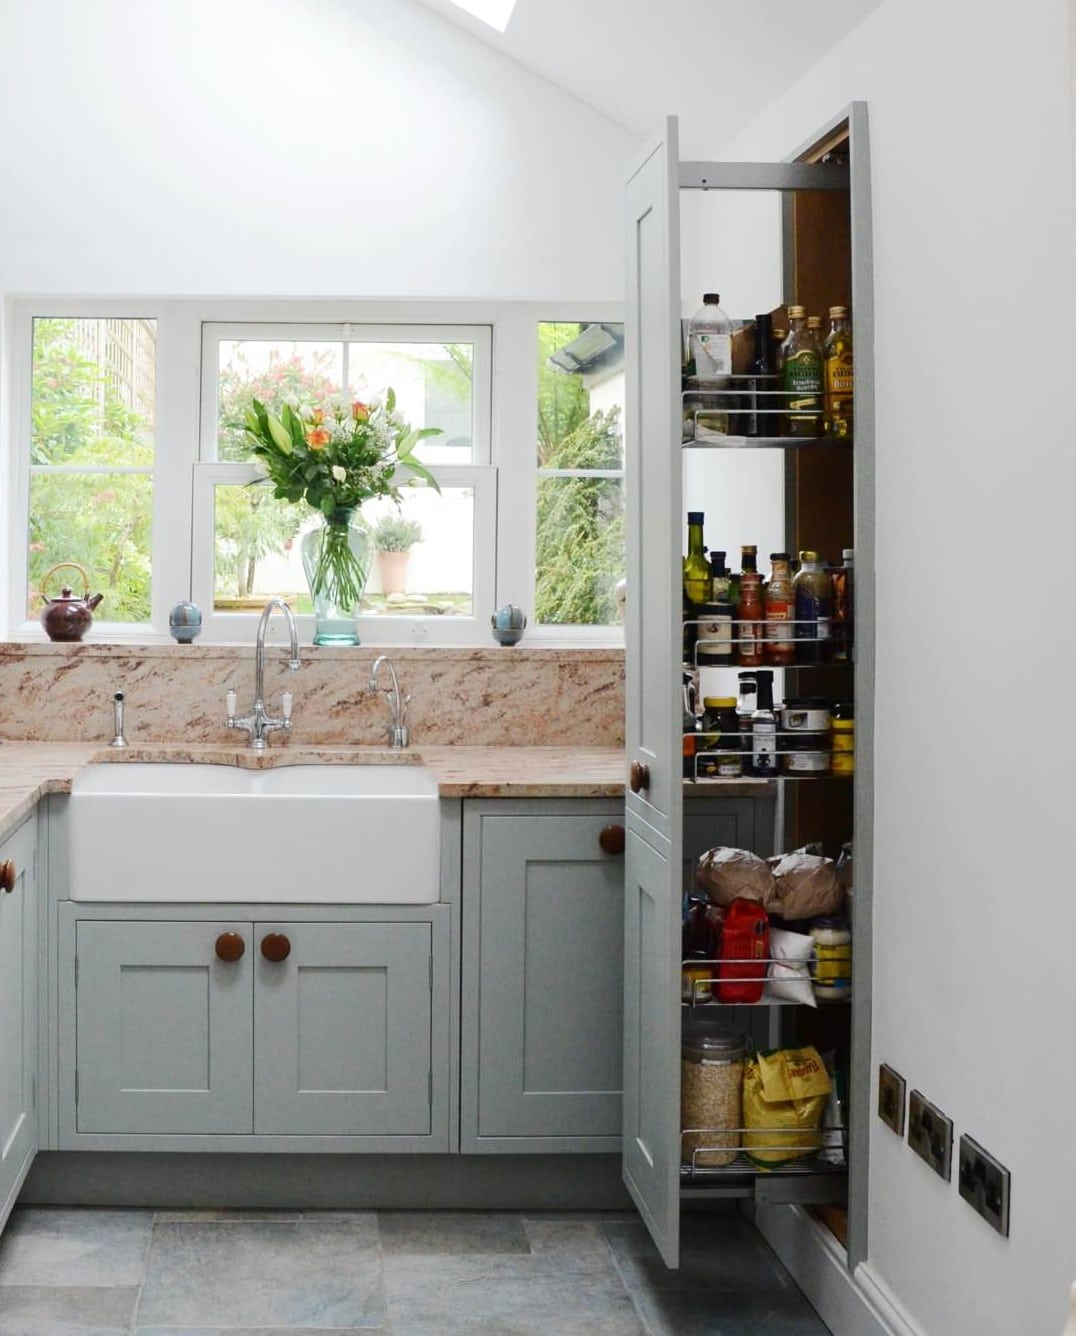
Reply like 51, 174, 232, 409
782, 305, 823, 437
682, 512, 711, 605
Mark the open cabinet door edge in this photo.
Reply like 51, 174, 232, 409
622, 115, 684, 1269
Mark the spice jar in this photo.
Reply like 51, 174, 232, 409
681, 1018, 748, 1169
681, 952, 714, 1005
810, 917, 852, 1001
831, 702, 854, 775
696, 697, 741, 778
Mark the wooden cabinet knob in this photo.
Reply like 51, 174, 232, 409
214, 931, 245, 963
260, 932, 291, 963
629, 761, 651, 794
599, 825, 626, 856
0, 860, 15, 893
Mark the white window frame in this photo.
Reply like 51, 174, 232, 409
196, 320, 493, 643
4, 298, 624, 647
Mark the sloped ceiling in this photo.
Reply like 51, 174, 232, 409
412, 0, 882, 155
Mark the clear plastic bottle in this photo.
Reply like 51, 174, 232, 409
689, 294, 732, 435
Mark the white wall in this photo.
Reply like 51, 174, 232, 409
721, 4, 1076, 1333
0, 0, 635, 300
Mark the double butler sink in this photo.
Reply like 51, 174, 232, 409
68, 764, 441, 904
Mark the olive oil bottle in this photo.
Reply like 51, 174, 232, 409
824, 306, 854, 438
781, 306, 823, 437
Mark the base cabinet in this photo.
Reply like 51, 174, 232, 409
461, 800, 627, 1152
0, 818, 38, 1229
60, 907, 449, 1149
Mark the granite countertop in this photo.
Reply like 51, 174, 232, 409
0, 742, 624, 843
0, 741, 773, 846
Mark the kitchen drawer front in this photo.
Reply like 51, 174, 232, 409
72, 919, 254, 1135
254, 920, 436, 1137
463, 801, 625, 1152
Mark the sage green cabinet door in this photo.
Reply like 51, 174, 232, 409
75, 921, 253, 1135
0, 819, 38, 1227
463, 804, 625, 1151
254, 922, 433, 1137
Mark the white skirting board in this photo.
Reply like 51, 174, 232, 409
754, 1204, 925, 1336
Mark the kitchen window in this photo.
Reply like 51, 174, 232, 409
6, 300, 624, 645
24, 316, 157, 624
535, 321, 625, 629
194, 324, 494, 640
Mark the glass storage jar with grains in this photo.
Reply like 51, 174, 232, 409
681, 1018, 748, 1169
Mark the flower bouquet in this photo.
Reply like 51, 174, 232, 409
241, 392, 440, 642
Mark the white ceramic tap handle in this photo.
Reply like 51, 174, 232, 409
281, 691, 293, 722
226, 689, 237, 721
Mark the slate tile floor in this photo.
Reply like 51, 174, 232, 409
0, 1207, 831, 1335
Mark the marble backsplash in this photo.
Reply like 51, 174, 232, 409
0, 643, 625, 747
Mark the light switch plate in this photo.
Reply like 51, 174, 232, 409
877, 1064, 906, 1136
908, 1090, 953, 1181
958, 1134, 1011, 1237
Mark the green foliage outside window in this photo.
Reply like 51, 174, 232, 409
535, 323, 625, 626
28, 319, 154, 622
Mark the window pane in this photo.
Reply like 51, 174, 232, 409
216, 341, 344, 462
28, 472, 152, 622
348, 342, 474, 464
212, 484, 474, 618
365, 489, 474, 616
535, 475, 624, 626
536, 322, 625, 627
538, 322, 624, 469
31, 317, 155, 467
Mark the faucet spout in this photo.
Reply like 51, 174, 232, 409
227, 599, 301, 750
368, 655, 410, 749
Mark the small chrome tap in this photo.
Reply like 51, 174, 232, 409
367, 655, 410, 749
226, 599, 301, 750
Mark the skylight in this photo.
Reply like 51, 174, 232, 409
446, 0, 517, 33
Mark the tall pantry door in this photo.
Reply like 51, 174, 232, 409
621, 117, 684, 1268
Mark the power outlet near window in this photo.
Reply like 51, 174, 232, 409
908, 1090, 953, 1182
958, 1135, 1011, 1237
877, 1064, 906, 1136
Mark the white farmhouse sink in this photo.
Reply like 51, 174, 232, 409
68, 764, 441, 904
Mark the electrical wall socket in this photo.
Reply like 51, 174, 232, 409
877, 1064, 906, 1136
958, 1135, 1011, 1237
908, 1090, 953, 1181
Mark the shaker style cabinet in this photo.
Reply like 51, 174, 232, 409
0, 818, 39, 1230
461, 801, 626, 1152
621, 110, 874, 1270
59, 907, 450, 1148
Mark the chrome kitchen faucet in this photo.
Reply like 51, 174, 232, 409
226, 599, 302, 750
367, 655, 410, 749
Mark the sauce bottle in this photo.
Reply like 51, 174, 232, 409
764, 553, 795, 664
751, 670, 778, 777
737, 571, 764, 666
793, 550, 833, 664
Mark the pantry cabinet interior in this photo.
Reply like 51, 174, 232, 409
621, 105, 874, 1272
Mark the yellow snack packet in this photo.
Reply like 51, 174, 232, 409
743, 1046, 832, 1165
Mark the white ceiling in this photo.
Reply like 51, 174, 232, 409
412, 0, 882, 155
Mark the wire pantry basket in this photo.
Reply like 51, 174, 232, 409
680, 1124, 846, 1179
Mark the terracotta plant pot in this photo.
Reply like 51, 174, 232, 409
376, 550, 410, 597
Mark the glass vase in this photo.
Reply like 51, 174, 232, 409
300, 509, 370, 646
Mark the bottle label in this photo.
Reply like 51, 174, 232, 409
766, 606, 793, 645
753, 722, 776, 772
785, 350, 823, 408
693, 332, 732, 378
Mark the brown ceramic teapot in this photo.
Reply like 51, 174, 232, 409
39, 563, 104, 642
